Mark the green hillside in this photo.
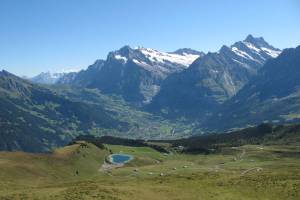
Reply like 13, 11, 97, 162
0, 137, 299, 199
0, 70, 194, 152
0, 70, 129, 152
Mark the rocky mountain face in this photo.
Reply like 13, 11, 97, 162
205, 45, 300, 131
22, 35, 296, 133
148, 35, 281, 119
57, 59, 105, 86
60, 46, 204, 104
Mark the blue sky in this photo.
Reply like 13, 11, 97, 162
0, 0, 300, 76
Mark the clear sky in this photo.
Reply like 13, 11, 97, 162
0, 0, 300, 76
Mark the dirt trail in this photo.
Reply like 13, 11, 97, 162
241, 167, 263, 175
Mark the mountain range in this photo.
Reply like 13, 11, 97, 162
31, 47, 204, 104
2, 34, 300, 152
32, 35, 280, 110
0, 70, 193, 151
205, 45, 300, 130
148, 35, 281, 119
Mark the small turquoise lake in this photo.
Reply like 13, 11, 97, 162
109, 154, 133, 164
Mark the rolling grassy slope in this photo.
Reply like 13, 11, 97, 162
0, 141, 299, 199
0, 142, 108, 185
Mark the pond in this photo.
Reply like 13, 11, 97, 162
108, 154, 133, 164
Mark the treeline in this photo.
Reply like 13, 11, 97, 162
169, 123, 300, 153
70, 135, 169, 153
70, 123, 300, 155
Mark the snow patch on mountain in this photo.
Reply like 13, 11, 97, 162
115, 55, 128, 63
138, 47, 200, 67
243, 42, 261, 53
261, 47, 281, 58
231, 47, 257, 62
132, 59, 149, 66
229, 35, 281, 65
232, 59, 251, 69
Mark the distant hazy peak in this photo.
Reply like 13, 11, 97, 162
0, 69, 12, 76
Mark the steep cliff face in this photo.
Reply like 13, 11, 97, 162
205, 45, 300, 130
148, 35, 281, 119
62, 46, 204, 104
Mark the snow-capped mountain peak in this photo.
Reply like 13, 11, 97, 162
137, 47, 201, 67
243, 35, 281, 58
110, 45, 203, 68
107, 45, 204, 77
223, 35, 282, 66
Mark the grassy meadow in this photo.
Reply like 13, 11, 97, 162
0, 142, 299, 200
